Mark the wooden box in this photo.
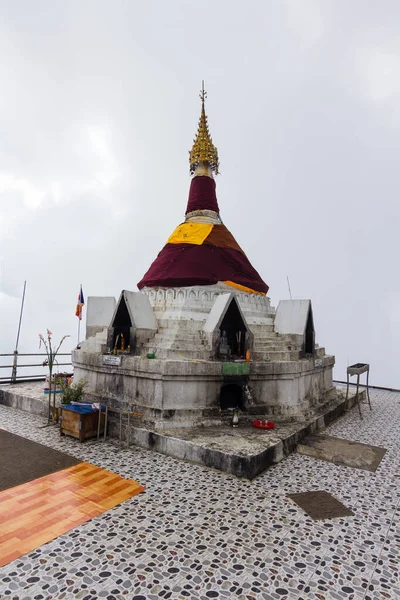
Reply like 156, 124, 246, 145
60, 405, 105, 442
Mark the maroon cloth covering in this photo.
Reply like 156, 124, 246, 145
185, 176, 220, 214
137, 243, 269, 294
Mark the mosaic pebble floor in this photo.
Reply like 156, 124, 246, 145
0, 387, 399, 600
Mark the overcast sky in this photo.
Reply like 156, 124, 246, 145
0, 0, 398, 387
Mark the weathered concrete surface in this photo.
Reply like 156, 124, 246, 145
127, 386, 366, 479
72, 350, 336, 428
297, 434, 387, 471
0, 382, 56, 417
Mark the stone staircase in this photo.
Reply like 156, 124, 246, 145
251, 324, 326, 362
141, 321, 212, 360
79, 328, 108, 353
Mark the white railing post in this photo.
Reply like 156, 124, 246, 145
11, 351, 18, 384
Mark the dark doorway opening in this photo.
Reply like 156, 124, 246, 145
112, 296, 131, 351
305, 308, 315, 355
220, 383, 244, 410
219, 299, 247, 359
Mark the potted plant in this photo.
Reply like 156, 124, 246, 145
58, 378, 87, 404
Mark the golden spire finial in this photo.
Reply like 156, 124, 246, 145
189, 81, 219, 176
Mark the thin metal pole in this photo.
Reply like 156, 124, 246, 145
11, 281, 26, 384
77, 318, 81, 346
356, 374, 362, 419
103, 406, 108, 441
366, 366, 372, 410
15, 281, 26, 351
286, 276, 292, 300
97, 402, 103, 440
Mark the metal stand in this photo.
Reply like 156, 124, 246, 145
97, 400, 142, 448
346, 363, 371, 418
96, 404, 106, 440
97, 402, 110, 443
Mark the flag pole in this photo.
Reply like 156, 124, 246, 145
77, 283, 82, 346
11, 280, 27, 383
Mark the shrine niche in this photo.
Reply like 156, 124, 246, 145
107, 290, 157, 355
109, 295, 132, 352
202, 293, 253, 360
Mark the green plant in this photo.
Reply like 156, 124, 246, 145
39, 330, 70, 422
58, 378, 87, 404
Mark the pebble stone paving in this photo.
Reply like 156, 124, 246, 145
0, 387, 399, 600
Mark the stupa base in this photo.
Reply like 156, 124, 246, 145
106, 387, 365, 479
73, 351, 336, 430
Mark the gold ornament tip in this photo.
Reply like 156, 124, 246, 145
189, 84, 219, 175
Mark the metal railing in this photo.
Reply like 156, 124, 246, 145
0, 352, 73, 384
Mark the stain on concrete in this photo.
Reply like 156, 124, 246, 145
297, 434, 387, 471
288, 490, 354, 520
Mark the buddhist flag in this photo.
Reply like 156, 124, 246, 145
75, 286, 85, 320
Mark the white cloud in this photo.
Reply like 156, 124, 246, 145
282, 0, 327, 47
352, 41, 400, 124
0, 173, 46, 209
86, 126, 122, 188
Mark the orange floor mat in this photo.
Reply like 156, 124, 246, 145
0, 461, 145, 567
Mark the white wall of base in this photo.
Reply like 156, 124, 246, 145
73, 350, 335, 429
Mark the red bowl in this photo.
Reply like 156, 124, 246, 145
252, 419, 275, 430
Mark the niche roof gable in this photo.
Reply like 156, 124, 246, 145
112, 290, 157, 331
203, 293, 249, 334
274, 299, 314, 336
87, 297, 116, 327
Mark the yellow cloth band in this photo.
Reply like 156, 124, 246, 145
167, 222, 213, 245
223, 281, 266, 296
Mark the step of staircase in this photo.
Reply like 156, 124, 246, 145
253, 342, 296, 351
141, 348, 211, 360
151, 332, 205, 343
251, 326, 275, 335
80, 342, 107, 353
252, 350, 301, 362
156, 319, 205, 330
143, 341, 208, 353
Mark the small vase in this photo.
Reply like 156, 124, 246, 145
232, 409, 239, 428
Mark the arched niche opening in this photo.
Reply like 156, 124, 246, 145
219, 298, 247, 359
220, 383, 244, 411
305, 307, 315, 355
111, 296, 132, 351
